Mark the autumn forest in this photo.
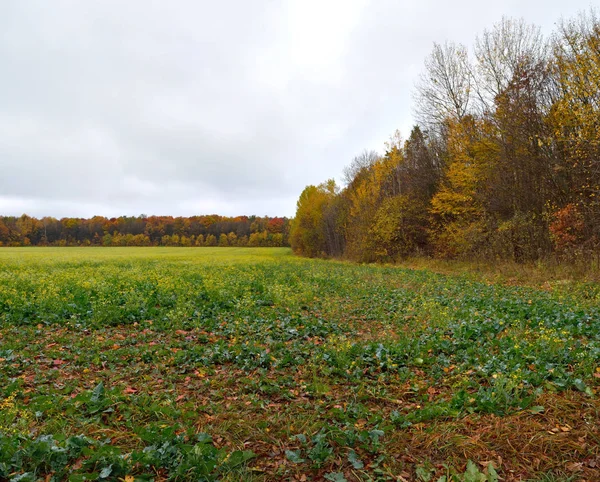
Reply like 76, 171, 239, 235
290, 12, 600, 265
0, 215, 290, 247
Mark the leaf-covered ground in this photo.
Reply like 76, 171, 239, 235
0, 247, 599, 481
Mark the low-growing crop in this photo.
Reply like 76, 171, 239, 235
0, 247, 598, 480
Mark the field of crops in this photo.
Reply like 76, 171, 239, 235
0, 247, 599, 481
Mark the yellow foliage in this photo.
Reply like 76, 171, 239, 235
430, 117, 490, 221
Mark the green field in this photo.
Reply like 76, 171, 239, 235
0, 248, 599, 481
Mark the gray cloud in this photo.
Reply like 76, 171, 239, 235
0, 0, 595, 218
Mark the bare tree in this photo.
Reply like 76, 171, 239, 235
552, 8, 600, 109
474, 17, 548, 111
342, 149, 380, 185
414, 41, 472, 128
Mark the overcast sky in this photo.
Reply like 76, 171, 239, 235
0, 0, 595, 218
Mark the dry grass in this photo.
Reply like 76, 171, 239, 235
398, 256, 600, 288
397, 391, 600, 481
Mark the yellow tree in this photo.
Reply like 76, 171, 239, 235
430, 116, 496, 257
551, 12, 600, 242
290, 180, 338, 257
342, 143, 402, 261
369, 194, 429, 261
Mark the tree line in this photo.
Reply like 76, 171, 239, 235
0, 214, 290, 247
291, 11, 600, 264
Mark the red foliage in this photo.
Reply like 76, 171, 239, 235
267, 217, 285, 234
549, 204, 585, 253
